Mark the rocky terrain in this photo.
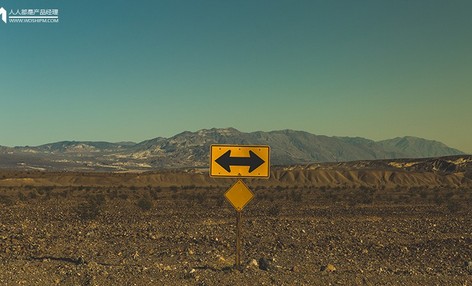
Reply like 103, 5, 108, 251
0, 128, 465, 171
0, 157, 471, 285
1, 155, 471, 190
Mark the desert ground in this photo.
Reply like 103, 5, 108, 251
0, 168, 471, 285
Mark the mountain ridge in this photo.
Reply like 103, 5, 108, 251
0, 128, 465, 171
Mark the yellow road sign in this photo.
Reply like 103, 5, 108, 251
210, 145, 270, 178
225, 180, 254, 212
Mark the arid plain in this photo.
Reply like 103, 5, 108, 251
0, 156, 471, 285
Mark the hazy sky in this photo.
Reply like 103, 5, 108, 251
1, 0, 471, 152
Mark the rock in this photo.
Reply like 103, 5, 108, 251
320, 263, 336, 272
163, 265, 173, 271
184, 268, 197, 280
155, 263, 174, 271
87, 261, 98, 270
465, 261, 472, 273
77, 257, 85, 265
247, 259, 258, 269
133, 251, 139, 259
291, 265, 300, 272
259, 258, 271, 271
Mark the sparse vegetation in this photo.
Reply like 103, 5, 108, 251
433, 194, 444, 206
108, 189, 118, 200
137, 195, 153, 211
118, 193, 129, 200
0, 194, 14, 205
268, 204, 281, 217
419, 190, 428, 199
290, 190, 303, 202
28, 190, 38, 199
447, 201, 461, 213
76, 195, 105, 221
148, 189, 158, 200
18, 191, 28, 202
0, 167, 471, 285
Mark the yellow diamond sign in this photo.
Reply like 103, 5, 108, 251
225, 180, 254, 212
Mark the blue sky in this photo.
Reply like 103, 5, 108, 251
1, 0, 471, 153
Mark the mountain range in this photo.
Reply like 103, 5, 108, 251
0, 128, 465, 171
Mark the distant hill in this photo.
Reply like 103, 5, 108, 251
377, 136, 462, 158
35, 141, 133, 153
0, 128, 465, 171
1, 155, 471, 190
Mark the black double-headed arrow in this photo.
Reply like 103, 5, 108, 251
215, 150, 265, 173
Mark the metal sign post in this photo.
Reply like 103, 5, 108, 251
210, 144, 270, 270
235, 210, 242, 270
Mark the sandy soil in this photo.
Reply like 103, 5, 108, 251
0, 172, 471, 285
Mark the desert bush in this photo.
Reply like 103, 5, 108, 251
399, 195, 410, 204
433, 194, 444, 206
77, 202, 100, 221
59, 190, 69, 198
28, 191, 38, 199
0, 195, 14, 205
76, 195, 105, 221
326, 192, 339, 204
137, 196, 153, 211
149, 189, 159, 200
183, 184, 196, 190
290, 190, 303, 202
94, 194, 106, 205
216, 195, 225, 207
445, 191, 454, 200
447, 201, 461, 213
43, 191, 51, 201
275, 186, 284, 191
118, 192, 128, 200
347, 197, 358, 207
43, 186, 54, 192
195, 192, 206, 204
419, 190, 428, 199
108, 189, 118, 200
268, 204, 281, 217
358, 191, 374, 204
258, 193, 269, 201
18, 192, 28, 202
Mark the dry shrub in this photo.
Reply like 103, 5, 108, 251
0, 195, 14, 206
77, 195, 105, 221
28, 191, 38, 199
268, 204, 281, 217
290, 190, 303, 202
137, 195, 153, 211
18, 192, 28, 202
447, 201, 461, 213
